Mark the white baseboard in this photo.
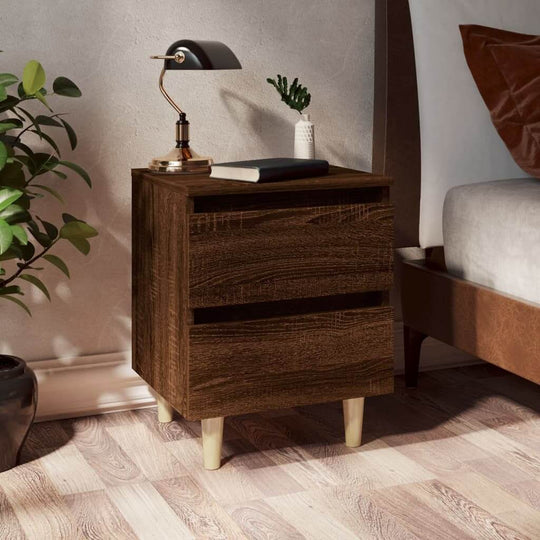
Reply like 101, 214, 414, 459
31, 351, 155, 422
30, 325, 480, 422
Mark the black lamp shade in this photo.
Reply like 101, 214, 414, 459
164, 40, 241, 70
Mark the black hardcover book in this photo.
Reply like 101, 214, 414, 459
210, 158, 329, 182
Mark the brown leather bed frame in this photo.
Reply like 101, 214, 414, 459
372, 0, 540, 386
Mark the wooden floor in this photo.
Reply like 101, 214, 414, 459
1, 364, 539, 539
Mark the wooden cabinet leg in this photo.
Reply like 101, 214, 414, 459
201, 417, 224, 470
403, 325, 428, 388
156, 394, 174, 423
343, 397, 365, 447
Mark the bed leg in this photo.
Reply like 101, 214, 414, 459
403, 325, 427, 388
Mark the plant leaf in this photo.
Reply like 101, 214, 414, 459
0, 294, 31, 315
0, 73, 18, 87
35, 90, 52, 111
53, 77, 81, 97
43, 254, 70, 278
60, 119, 77, 150
22, 60, 46, 95
51, 169, 67, 180
27, 220, 52, 247
0, 122, 19, 134
10, 224, 27, 245
35, 115, 62, 127
67, 237, 90, 255
20, 274, 50, 301
0, 285, 22, 296
0, 204, 30, 224
59, 220, 98, 239
36, 217, 58, 239
0, 85, 6, 102
58, 160, 91, 187
0, 141, 7, 170
18, 241, 35, 261
0, 218, 13, 254
62, 213, 77, 223
30, 129, 60, 155
33, 184, 64, 203
0, 96, 19, 113
0, 187, 23, 211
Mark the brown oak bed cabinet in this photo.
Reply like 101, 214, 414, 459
132, 167, 395, 469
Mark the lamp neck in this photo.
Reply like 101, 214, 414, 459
158, 67, 183, 115
176, 113, 190, 148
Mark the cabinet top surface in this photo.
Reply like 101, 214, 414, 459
132, 166, 392, 196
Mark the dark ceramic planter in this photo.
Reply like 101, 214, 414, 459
0, 355, 37, 472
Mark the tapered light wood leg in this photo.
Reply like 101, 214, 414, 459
343, 397, 365, 447
201, 417, 224, 470
156, 394, 174, 423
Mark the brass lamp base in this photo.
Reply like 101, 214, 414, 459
148, 146, 213, 174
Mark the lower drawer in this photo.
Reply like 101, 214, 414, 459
186, 306, 394, 419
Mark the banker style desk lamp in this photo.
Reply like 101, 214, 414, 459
149, 40, 242, 173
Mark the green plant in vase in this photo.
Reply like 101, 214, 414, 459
266, 74, 311, 114
266, 74, 315, 159
0, 59, 97, 315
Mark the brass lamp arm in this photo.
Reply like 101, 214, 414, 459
158, 67, 183, 115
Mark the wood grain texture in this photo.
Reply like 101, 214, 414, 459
189, 203, 393, 308
402, 260, 540, 385
133, 167, 394, 423
107, 482, 194, 539
1, 366, 539, 539
153, 476, 246, 539
0, 487, 25, 540
372, 0, 421, 247
1, 462, 83, 539
64, 490, 137, 540
132, 174, 190, 414
133, 166, 392, 197
106, 423, 187, 481
188, 307, 394, 419
64, 415, 145, 486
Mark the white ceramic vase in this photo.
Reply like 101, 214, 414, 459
294, 113, 315, 159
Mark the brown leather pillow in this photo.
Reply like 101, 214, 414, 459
460, 25, 540, 178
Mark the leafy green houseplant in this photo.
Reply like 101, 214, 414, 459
266, 74, 311, 114
0, 59, 97, 315
267, 74, 315, 159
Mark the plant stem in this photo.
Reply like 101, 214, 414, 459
0, 239, 57, 288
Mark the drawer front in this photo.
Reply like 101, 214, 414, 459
189, 203, 393, 308
186, 306, 394, 419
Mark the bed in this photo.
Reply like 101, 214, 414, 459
373, 0, 540, 385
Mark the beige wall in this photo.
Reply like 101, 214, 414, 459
1, 0, 374, 363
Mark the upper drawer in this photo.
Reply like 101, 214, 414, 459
189, 203, 393, 308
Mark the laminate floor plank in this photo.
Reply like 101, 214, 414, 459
0, 487, 26, 540
153, 476, 247, 539
264, 491, 360, 540
505, 480, 540, 510
439, 471, 540, 539
226, 499, 305, 540
410, 479, 527, 540
2, 366, 538, 540
227, 413, 343, 489
65, 415, 145, 486
1, 462, 84, 539
366, 482, 477, 540
165, 438, 266, 504
64, 490, 138, 540
107, 482, 194, 539
37, 443, 106, 495
107, 422, 187, 481
131, 408, 199, 442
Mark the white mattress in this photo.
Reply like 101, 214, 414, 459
443, 179, 540, 305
